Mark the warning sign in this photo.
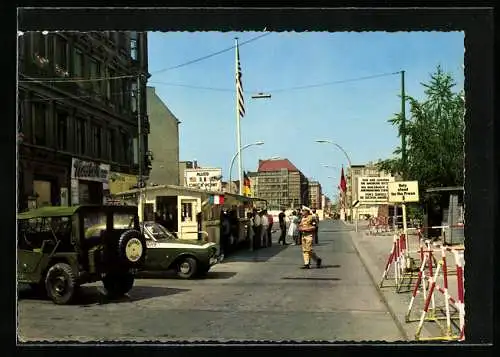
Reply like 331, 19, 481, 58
388, 181, 420, 203
357, 176, 395, 204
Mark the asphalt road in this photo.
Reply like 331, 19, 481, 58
18, 220, 405, 342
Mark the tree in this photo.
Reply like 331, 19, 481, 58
378, 66, 465, 213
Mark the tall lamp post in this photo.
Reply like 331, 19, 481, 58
229, 141, 264, 194
316, 139, 354, 222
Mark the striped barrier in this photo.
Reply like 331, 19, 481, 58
412, 245, 465, 341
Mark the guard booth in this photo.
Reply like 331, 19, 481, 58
111, 184, 267, 251
424, 186, 464, 245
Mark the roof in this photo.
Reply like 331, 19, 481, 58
258, 159, 299, 172
18, 206, 81, 219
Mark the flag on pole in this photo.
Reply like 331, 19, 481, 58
235, 40, 245, 118
339, 166, 347, 193
243, 171, 252, 196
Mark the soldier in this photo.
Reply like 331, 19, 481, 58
298, 207, 322, 269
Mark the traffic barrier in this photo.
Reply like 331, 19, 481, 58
379, 233, 420, 293
412, 245, 465, 341
368, 216, 391, 235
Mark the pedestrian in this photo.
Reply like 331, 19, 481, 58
298, 207, 322, 269
287, 210, 299, 245
278, 208, 287, 245
311, 208, 319, 244
267, 211, 274, 247
220, 210, 231, 262
246, 211, 254, 251
260, 210, 269, 248
252, 208, 262, 249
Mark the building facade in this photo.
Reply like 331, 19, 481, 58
346, 162, 393, 218
146, 86, 180, 186
18, 31, 150, 210
179, 160, 197, 186
256, 159, 309, 210
308, 180, 322, 209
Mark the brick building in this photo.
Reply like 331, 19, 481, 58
18, 31, 150, 210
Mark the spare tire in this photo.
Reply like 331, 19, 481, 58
117, 229, 147, 267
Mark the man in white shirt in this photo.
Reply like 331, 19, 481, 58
260, 210, 269, 248
253, 209, 262, 249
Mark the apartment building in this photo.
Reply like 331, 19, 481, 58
308, 180, 322, 209
18, 31, 150, 210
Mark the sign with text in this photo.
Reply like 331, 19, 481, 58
388, 181, 420, 203
357, 176, 394, 204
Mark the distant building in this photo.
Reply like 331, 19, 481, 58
179, 160, 198, 186
146, 86, 180, 186
308, 180, 322, 209
256, 158, 309, 210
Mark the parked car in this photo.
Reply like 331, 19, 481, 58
141, 221, 219, 279
17, 205, 148, 304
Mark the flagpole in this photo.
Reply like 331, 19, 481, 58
235, 37, 243, 195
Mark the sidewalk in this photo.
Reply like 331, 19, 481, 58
347, 220, 463, 341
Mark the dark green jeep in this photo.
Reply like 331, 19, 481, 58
17, 205, 147, 304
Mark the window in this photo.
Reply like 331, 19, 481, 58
89, 58, 101, 93
55, 36, 68, 70
108, 129, 115, 161
57, 112, 68, 150
76, 118, 86, 155
130, 80, 137, 112
73, 49, 83, 78
116, 78, 124, 106
113, 213, 135, 229
121, 132, 130, 163
130, 31, 138, 60
33, 102, 46, 146
91, 124, 102, 158
83, 212, 107, 239
32, 32, 46, 57
181, 202, 193, 222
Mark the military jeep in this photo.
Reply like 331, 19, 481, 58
17, 205, 147, 304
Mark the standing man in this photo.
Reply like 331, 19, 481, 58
278, 208, 287, 245
267, 211, 274, 247
311, 208, 319, 244
298, 207, 322, 269
261, 210, 269, 248
252, 208, 262, 250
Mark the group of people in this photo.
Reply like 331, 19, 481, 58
249, 206, 322, 269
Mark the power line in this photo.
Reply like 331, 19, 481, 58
19, 90, 136, 103
266, 71, 401, 93
149, 71, 402, 95
149, 32, 272, 75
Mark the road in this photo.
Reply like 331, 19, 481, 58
18, 220, 405, 342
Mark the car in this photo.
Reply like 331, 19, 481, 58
141, 221, 219, 279
17, 205, 148, 304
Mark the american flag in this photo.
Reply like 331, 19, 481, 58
236, 41, 245, 118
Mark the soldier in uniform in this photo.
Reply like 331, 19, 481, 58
298, 206, 322, 269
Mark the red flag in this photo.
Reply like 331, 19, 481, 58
340, 167, 347, 192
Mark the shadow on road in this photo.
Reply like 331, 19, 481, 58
18, 285, 189, 306
137, 270, 237, 280
281, 277, 342, 281
222, 244, 289, 263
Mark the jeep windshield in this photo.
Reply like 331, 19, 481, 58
143, 222, 176, 242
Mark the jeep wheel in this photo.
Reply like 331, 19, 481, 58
102, 272, 135, 298
45, 263, 77, 305
177, 257, 198, 279
117, 230, 147, 267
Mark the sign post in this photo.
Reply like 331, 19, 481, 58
353, 199, 360, 232
388, 181, 420, 257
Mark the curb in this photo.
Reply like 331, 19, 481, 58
346, 226, 410, 341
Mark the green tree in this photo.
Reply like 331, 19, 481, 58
378, 66, 465, 210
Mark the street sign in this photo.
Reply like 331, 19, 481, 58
357, 176, 395, 204
353, 200, 360, 208
388, 181, 420, 203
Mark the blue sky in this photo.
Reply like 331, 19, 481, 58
147, 31, 464, 199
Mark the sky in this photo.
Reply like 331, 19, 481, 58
147, 31, 464, 199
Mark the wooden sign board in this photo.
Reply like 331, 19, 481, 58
388, 181, 420, 203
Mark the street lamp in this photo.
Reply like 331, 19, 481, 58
316, 139, 354, 222
229, 141, 264, 194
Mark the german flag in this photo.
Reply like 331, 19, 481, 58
243, 171, 252, 196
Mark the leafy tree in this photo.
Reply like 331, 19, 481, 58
378, 66, 465, 216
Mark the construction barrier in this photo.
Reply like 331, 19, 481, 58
406, 244, 465, 341
368, 216, 391, 235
